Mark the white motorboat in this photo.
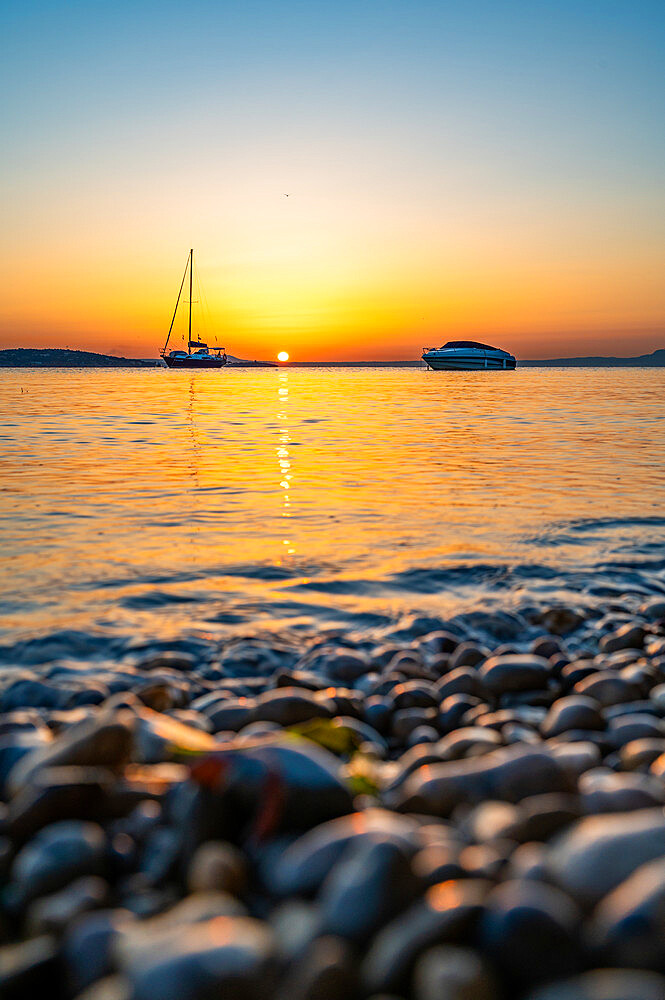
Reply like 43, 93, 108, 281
422, 341, 516, 371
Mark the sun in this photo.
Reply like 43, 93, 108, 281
277, 351, 289, 362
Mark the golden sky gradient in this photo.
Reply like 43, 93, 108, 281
2, 2, 664, 360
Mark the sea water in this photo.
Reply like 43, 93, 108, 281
1, 366, 664, 659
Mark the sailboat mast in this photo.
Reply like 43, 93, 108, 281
188, 248, 193, 354
162, 253, 190, 356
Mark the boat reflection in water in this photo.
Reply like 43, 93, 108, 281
422, 341, 516, 371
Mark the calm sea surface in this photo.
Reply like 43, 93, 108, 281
1, 367, 664, 657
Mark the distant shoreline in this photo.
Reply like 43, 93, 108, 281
1, 346, 664, 368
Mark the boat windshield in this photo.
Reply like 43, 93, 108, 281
440, 340, 499, 351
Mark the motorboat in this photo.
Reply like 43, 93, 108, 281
422, 341, 516, 371
160, 250, 228, 369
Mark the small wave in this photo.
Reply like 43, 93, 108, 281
0, 629, 127, 665
121, 590, 203, 610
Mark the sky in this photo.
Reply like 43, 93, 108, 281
2, 0, 664, 361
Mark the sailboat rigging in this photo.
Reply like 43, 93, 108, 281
160, 250, 228, 368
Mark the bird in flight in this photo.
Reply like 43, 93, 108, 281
283, 193, 291, 197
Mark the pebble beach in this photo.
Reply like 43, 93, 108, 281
4, 589, 665, 1000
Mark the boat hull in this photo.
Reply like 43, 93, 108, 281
423, 348, 516, 371
425, 356, 516, 370
163, 356, 228, 369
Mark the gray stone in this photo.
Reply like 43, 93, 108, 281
579, 771, 665, 814
523, 969, 665, 1000
620, 738, 665, 771
25, 875, 108, 937
480, 655, 550, 695
362, 880, 490, 995
437, 727, 502, 761
389, 745, 572, 817
574, 671, 640, 707
0, 935, 60, 999
124, 916, 275, 1000
253, 687, 334, 726
599, 624, 646, 654
448, 644, 491, 670
590, 855, 665, 972
318, 838, 420, 942
6, 713, 134, 796
541, 696, 604, 738
10, 820, 106, 906
274, 935, 358, 1000
548, 808, 665, 906
268, 809, 419, 896
414, 945, 498, 1000
187, 841, 247, 896
479, 879, 581, 985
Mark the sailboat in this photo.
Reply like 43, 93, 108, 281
160, 250, 228, 368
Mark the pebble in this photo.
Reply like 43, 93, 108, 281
579, 770, 665, 813
5, 603, 665, 998
574, 671, 640, 707
0, 935, 60, 999
448, 644, 491, 670
413, 945, 498, 1000
362, 880, 490, 995
9, 819, 106, 907
599, 624, 646, 654
124, 915, 276, 1000
6, 713, 134, 795
548, 808, 665, 906
187, 840, 247, 895
274, 935, 359, 1000
479, 879, 581, 985
479, 654, 551, 695
268, 809, 419, 896
523, 969, 665, 1000
390, 744, 572, 816
318, 837, 420, 942
590, 856, 665, 970
541, 695, 604, 738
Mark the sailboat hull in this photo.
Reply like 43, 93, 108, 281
163, 356, 228, 369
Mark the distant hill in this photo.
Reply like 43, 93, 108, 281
519, 348, 665, 367
0, 348, 154, 368
2, 346, 664, 369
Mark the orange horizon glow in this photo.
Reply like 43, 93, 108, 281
2, 240, 664, 361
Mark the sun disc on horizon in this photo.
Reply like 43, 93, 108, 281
277, 351, 289, 362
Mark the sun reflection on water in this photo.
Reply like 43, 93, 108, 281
276, 370, 296, 560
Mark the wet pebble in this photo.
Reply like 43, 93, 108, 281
9, 819, 106, 908
541, 695, 604, 738
124, 915, 276, 1000
523, 969, 665, 1000
413, 944, 498, 1000
318, 837, 420, 942
390, 744, 572, 817
479, 654, 551, 695
548, 808, 665, 907
362, 880, 490, 995
479, 879, 581, 986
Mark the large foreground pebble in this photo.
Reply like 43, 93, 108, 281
413, 945, 498, 1000
123, 916, 275, 1000
547, 809, 665, 906
389, 745, 572, 816
362, 879, 489, 994
523, 969, 665, 1000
